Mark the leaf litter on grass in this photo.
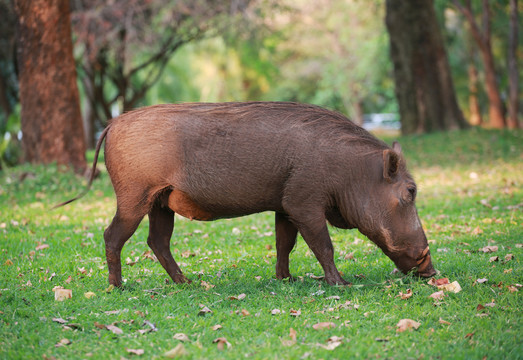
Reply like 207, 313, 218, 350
1, 130, 521, 359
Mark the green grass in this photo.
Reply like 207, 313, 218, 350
0, 128, 521, 359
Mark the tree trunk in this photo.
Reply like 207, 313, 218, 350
481, 41, 506, 128
83, 99, 96, 150
0, 74, 12, 121
468, 64, 482, 126
385, 0, 467, 134
352, 99, 364, 127
452, 0, 505, 128
81, 60, 97, 149
14, 0, 86, 172
507, 0, 519, 129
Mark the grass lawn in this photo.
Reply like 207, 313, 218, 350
0, 127, 521, 359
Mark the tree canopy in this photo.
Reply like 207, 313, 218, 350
1, 0, 521, 166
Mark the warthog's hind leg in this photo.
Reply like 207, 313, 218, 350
275, 212, 298, 281
104, 210, 143, 287
147, 200, 190, 284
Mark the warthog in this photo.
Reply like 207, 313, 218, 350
59, 102, 436, 286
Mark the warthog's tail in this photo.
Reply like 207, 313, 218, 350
52, 125, 111, 209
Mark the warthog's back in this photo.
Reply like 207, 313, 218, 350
104, 102, 384, 216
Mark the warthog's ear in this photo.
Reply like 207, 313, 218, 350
392, 141, 402, 154
383, 148, 401, 182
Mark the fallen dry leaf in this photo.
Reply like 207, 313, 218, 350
180, 250, 195, 258
321, 336, 344, 350
476, 278, 488, 284
438, 318, 451, 325
163, 344, 187, 358
327, 335, 344, 342
211, 324, 223, 331
126, 348, 144, 356
428, 278, 449, 286
4, 259, 13, 266
312, 289, 326, 296
52, 317, 68, 324
476, 304, 485, 311
289, 309, 301, 317
489, 256, 499, 262
173, 333, 190, 342
307, 273, 324, 280
106, 325, 123, 335
142, 250, 157, 261
213, 337, 231, 350
479, 245, 498, 253
55, 338, 71, 347
326, 295, 340, 300
63, 323, 82, 331
125, 257, 139, 266
465, 332, 475, 339
36, 244, 49, 251
397, 289, 413, 300
471, 226, 483, 235
142, 320, 157, 332
53, 287, 72, 301
319, 342, 342, 350
104, 310, 121, 315
271, 309, 282, 315
240, 309, 250, 316
396, 319, 421, 333
229, 293, 246, 300
437, 281, 462, 293
479, 199, 492, 208
201, 281, 215, 291
94, 322, 106, 329
198, 305, 212, 316
504, 254, 514, 261
429, 291, 446, 300
84, 291, 96, 299
507, 285, 518, 293
313, 322, 336, 330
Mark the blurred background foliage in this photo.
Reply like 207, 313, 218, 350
0, 0, 521, 164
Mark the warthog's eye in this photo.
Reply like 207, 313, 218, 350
407, 186, 417, 202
